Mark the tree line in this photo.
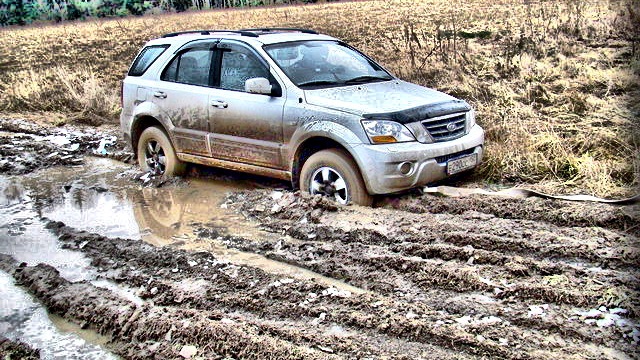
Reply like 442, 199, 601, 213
0, 0, 323, 26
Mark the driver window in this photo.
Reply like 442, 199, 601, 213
220, 46, 269, 92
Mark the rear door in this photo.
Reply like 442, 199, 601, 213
151, 41, 217, 156
207, 40, 287, 169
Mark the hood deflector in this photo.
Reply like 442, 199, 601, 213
362, 99, 471, 124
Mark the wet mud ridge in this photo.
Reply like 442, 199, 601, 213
1, 190, 637, 359
0, 337, 40, 359
0, 118, 132, 175
222, 191, 640, 358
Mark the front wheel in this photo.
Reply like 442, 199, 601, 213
300, 149, 373, 206
137, 126, 186, 177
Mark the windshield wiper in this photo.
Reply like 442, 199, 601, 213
344, 75, 393, 84
297, 80, 344, 88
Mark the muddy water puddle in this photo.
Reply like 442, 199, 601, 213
0, 157, 365, 355
2, 157, 365, 290
0, 271, 118, 359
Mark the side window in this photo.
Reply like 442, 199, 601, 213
128, 45, 169, 77
161, 49, 213, 87
220, 47, 269, 92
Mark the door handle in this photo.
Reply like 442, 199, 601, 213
153, 91, 167, 99
211, 100, 228, 109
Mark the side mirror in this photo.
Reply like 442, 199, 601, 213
245, 77, 272, 95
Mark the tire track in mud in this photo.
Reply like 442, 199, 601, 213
0, 255, 341, 360
45, 217, 636, 358
219, 191, 640, 358
236, 223, 638, 312
278, 208, 639, 271
2, 190, 637, 358
222, 235, 633, 348
43, 222, 510, 359
11, 220, 616, 359
384, 195, 640, 237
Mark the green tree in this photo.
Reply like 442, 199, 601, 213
0, 0, 26, 25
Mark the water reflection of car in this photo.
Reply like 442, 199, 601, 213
130, 188, 184, 246
129, 180, 241, 247
120, 28, 484, 206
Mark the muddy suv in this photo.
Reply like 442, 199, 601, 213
120, 28, 484, 205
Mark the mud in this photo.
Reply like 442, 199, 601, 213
0, 118, 131, 175
3, 212, 637, 359
220, 190, 639, 356
0, 337, 40, 359
1, 119, 638, 358
382, 193, 640, 236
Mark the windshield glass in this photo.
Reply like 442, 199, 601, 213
264, 40, 393, 88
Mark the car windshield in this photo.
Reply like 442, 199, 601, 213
264, 40, 393, 88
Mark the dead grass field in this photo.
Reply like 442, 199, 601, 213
0, 0, 638, 197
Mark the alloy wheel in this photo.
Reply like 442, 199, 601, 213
144, 140, 167, 175
309, 166, 348, 205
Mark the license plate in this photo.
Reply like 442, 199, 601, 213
447, 154, 478, 175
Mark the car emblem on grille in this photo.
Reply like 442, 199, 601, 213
446, 123, 456, 132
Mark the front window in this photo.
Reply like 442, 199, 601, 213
265, 41, 393, 88
220, 46, 270, 92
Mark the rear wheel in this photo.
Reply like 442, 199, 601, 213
300, 149, 373, 206
137, 126, 186, 177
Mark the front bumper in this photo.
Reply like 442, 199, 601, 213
352, 125, 484, 195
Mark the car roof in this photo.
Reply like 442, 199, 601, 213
146, 29, 336, 47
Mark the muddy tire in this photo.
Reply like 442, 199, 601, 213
300, 148, 373, 206
137, 126, 186, 177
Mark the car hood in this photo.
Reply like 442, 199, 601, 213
304, 80, 464, 121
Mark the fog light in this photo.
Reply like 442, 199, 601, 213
398, 161, 414, 175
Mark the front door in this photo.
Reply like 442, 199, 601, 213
207, 40, 286, 169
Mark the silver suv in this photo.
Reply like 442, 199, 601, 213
120, 28, 484, 205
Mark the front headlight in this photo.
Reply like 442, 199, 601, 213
466, 109, 476, 131
361, 120, 416, 144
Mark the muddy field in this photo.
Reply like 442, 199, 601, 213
0, 118, 639, 359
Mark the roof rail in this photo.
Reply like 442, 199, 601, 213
161, 30, 259, 38
240, 28, 318, 35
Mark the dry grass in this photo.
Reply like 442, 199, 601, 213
2, 66, 120, 125
0, 0, 638, 196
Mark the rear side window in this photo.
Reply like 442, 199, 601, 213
128, 45, 169, 76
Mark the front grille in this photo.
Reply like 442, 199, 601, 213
422, 113, 467, 142
435, 147, 476, 164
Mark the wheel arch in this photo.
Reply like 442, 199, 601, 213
131, 115, 171, 157
291, 136, 358, 190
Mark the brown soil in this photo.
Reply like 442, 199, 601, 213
1, 119, 638, 359
0, 117, 132, 175
0, 337, 40, 360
